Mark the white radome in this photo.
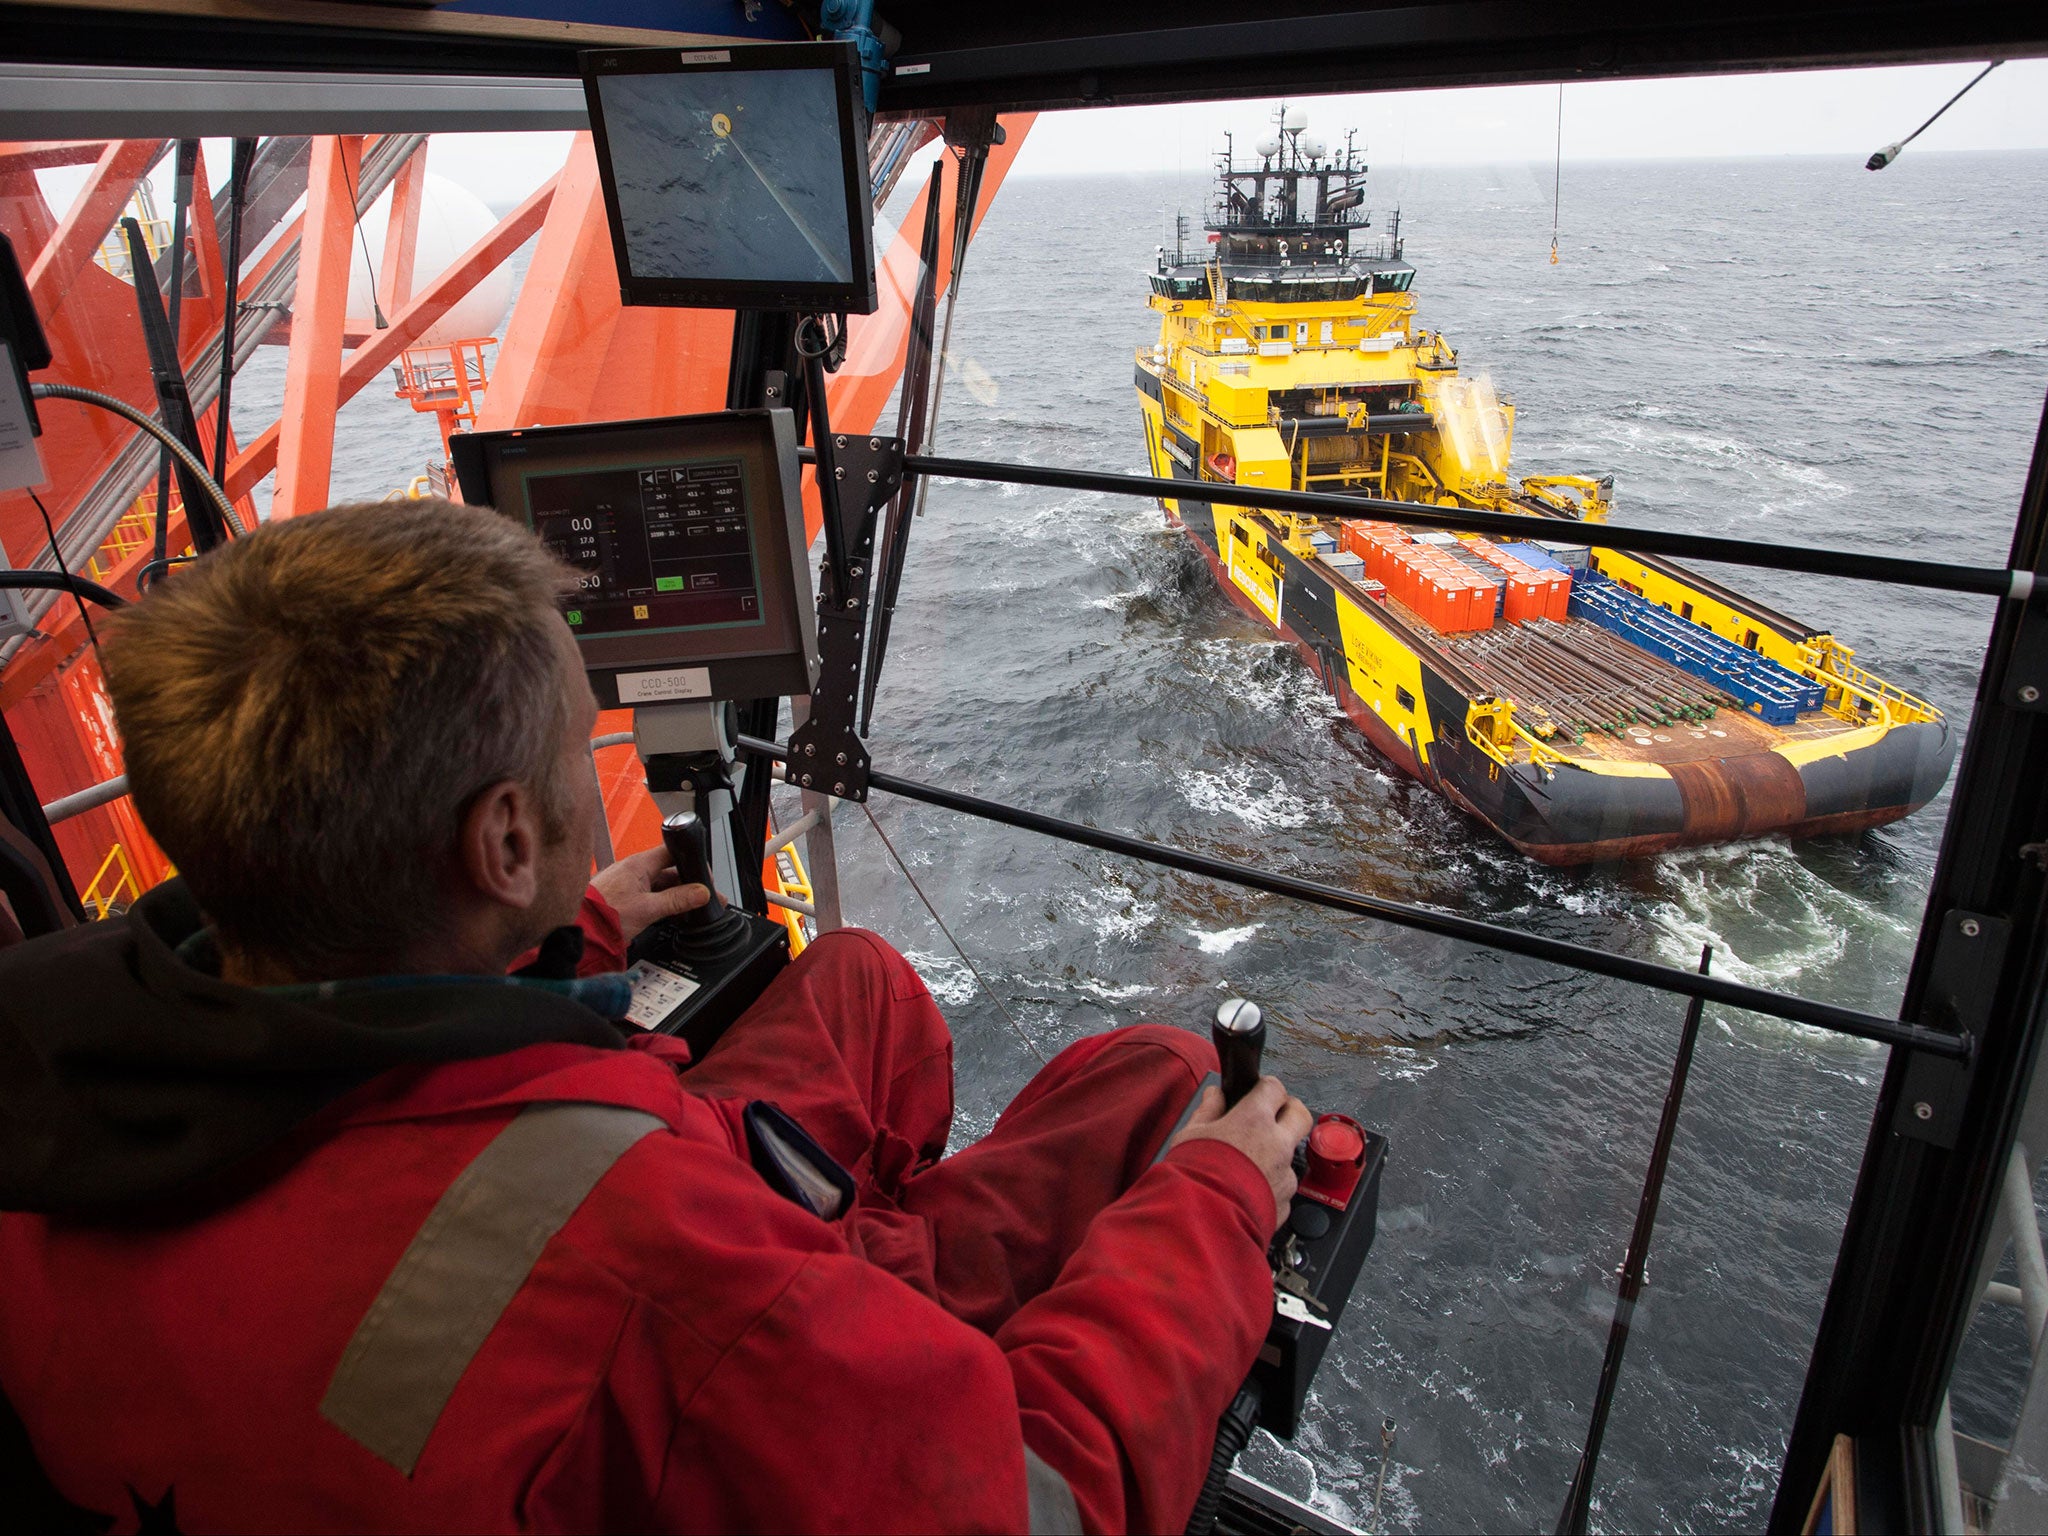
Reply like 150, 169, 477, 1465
1254, 136, 1281, 159
1301, 136, 1327, 161
343, 171, 514, 346
1282, 106, 1307, 132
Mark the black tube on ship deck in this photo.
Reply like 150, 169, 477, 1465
736, 734, 1971, 1061
793, 448, 2024, 599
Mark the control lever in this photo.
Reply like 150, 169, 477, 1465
621, 813, 793, 1055
1185, 995, 1388, 1536
661, 811, 726, 929
1212, 996, 1266, 1107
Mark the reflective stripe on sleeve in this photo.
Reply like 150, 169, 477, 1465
320, 1102, 663, 1475
1025, 1445, 1084, 1535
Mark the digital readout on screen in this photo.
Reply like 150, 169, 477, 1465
596, 67, 854, 288
523, 459, 767, 635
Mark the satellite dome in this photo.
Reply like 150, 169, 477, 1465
344, 172, 512, 345
1302, 136, 1327, 160
1282, 106, 1307, 132
1254, 136, 1281, 159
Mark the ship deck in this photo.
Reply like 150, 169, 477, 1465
1371, 597, 1865, 767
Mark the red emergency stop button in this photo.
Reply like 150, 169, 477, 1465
1299, 1114, 1367, 1210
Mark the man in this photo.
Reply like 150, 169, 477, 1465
0, 500, 1311, 1533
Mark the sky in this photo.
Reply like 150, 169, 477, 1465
34, 59, 2047, 221
1006, 59, 2048, 177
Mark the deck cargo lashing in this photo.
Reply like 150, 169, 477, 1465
1446, 620, 1728, 740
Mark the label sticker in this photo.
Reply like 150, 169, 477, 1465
678, 49, 731, 63
0, 344, 48, 494
624, 959, 701, 1030
617, 666, 712, 704
895, 62, 932, 76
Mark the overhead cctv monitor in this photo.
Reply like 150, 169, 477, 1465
582, 41, 878, 314
452, 410, 818, 708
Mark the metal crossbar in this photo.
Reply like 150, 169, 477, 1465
838, 449, 2027, 600
734, 733, 1969, 1061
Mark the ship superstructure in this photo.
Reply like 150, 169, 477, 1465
1135, 107, 1955, 863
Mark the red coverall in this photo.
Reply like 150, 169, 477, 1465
0, 895, 1276, 1533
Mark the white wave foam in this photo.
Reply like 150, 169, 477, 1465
1182, 760, 1324, 831
1070, 882, 1159, 945
1644, 838, 1913, 997
1076, 978, 1159, 1002
901, 949, 979, 1008
1186, 922, 1262, 955
1187, 638, 1343, 726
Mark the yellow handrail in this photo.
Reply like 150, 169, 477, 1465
1464, 699, 1573, 772
81, 842, 140, 921
1812, 650, 1939, 725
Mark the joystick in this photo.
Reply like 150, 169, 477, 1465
655, 812, 752, 957
619, 813, 792, 1053
1206, 996, 1388, 1439
1184, 993, 1389, 1535
661, 812, 731, 929
1212, 996, 1266, 1107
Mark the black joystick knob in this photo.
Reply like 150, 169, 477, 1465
1213, 997, 1266, 1109
661, 811, 727, 931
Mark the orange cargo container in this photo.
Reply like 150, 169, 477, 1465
1458, 576, 1496, 633
1385, 550, 1416, 607
1543, 569, 1572, 621
1424, 573, 1459, 631
1501, 570, 1546, 623
1403, 561, 1428, 614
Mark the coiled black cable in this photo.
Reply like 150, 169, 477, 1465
1185, 1385, 1262, 1536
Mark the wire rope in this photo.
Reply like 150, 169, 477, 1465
859, 798, 1047, 1064
336, 142, 389, 329
25, 489, 105, 668
1550, 82, 1563, 266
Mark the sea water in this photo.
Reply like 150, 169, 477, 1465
235, 150, 2048, 1532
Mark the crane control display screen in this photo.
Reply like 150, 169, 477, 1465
451, 409, 817, 708
530, 459, 758, 632
582, 42, 877, 314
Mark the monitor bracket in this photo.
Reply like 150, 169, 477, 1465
785, 431, 902, 801
636, 700, 744, 904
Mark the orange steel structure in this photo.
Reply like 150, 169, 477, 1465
394, 338, 496, 479
0, 120, 1034, 903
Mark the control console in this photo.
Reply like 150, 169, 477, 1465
453, 409, 822, 1052
620, 811, 789, 1057
1205, 998, 1387, 1440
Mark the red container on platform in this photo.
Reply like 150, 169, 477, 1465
1544, 571, 1572, 620
1501, 571, 1545, 623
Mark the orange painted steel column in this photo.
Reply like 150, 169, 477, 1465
272, 135, 360, 519
225, 175, 558, 503
474, 136, 621, 435
379, 145, 427, 312
24, 138, 166, 317
0, 161, 60, 257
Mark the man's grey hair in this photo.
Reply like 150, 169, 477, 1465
104, 499, 582, 974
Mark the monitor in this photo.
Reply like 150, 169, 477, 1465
582, 41, 878, 314
451, 409, 818, 709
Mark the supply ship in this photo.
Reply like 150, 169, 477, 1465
1135, 109, 1956, 864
